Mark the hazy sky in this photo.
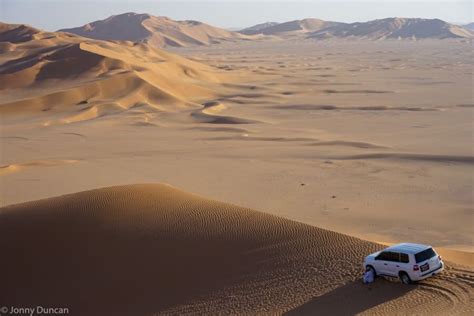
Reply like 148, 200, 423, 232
0, 0, 472, 31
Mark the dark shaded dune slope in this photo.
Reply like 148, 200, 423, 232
0, 184, 381, 315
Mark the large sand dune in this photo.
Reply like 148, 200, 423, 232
0, 184, 472, 315
0, 23, 232, 124
59, 12, 255, 48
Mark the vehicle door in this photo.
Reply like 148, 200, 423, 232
374, 251, 391, 275
384, 252, 401, 276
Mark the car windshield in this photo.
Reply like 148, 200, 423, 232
415, 248, 436, 263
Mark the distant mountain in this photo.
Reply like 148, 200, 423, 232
59, 12, 253, 48
239, 22, 279, 35
308, 18, 474, 40
463, 22, 474, 31
240, 19, 341, 36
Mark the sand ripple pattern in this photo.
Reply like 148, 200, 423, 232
0, 184, 472, 315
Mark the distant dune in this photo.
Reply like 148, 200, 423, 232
241, 17, 473, 40
309, 18, 474, 39
56, 15, 473, 45
1, 184, 472, 315
240, 18, 341, 36
0, 22, 41, 43
464, 22, 474, 31
239, 21, 280, 35
59, 12, 255, 47
0, 22, 228, 124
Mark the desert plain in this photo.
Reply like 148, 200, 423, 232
0, 16, 473, 315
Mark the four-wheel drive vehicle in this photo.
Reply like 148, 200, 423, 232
364, 243, 444, 284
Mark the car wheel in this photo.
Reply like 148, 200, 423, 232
366, 265, 377, 278
399, 272, 412, 285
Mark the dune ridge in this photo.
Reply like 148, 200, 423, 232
59, 12, 256, 48
0, 184, 472, 315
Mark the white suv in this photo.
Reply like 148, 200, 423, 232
364, 243, 444, 284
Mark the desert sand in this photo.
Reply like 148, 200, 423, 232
0, 18, 473, 314
1, 184, 473, 315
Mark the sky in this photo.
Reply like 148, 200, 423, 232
0, 0, 472, 31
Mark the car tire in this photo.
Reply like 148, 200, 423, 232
366, 265, 377, 278
399, 272, 412, 285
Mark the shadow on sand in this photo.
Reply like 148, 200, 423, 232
285, 279, 414, 316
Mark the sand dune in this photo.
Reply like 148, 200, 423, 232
0, 184, 472, 315
240, 19, 341, 36
464, 22, 474, 31
239, 21, 280, 35
0, 23, 231, 124
56, 15, 473, 47
59, 12, 255, 48
309, 18, 474, 40
0, 22, 41, 43
240, 17, 473, 40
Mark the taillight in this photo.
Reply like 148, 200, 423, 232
438, 255, 442, 261
413, 265, 419, 271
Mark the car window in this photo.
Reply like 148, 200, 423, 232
415, 248, 436, 263
400, 253, 409, 263
376, 251, 399, 262
375, 252, 389, 260
388, 252, 400, 262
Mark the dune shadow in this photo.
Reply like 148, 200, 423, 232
285, 280, 413, 316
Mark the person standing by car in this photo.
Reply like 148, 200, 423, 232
363, 266, 375, 284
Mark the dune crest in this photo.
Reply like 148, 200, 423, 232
59, 12, 257, 48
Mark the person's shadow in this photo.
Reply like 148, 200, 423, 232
285, 279, 414, 316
